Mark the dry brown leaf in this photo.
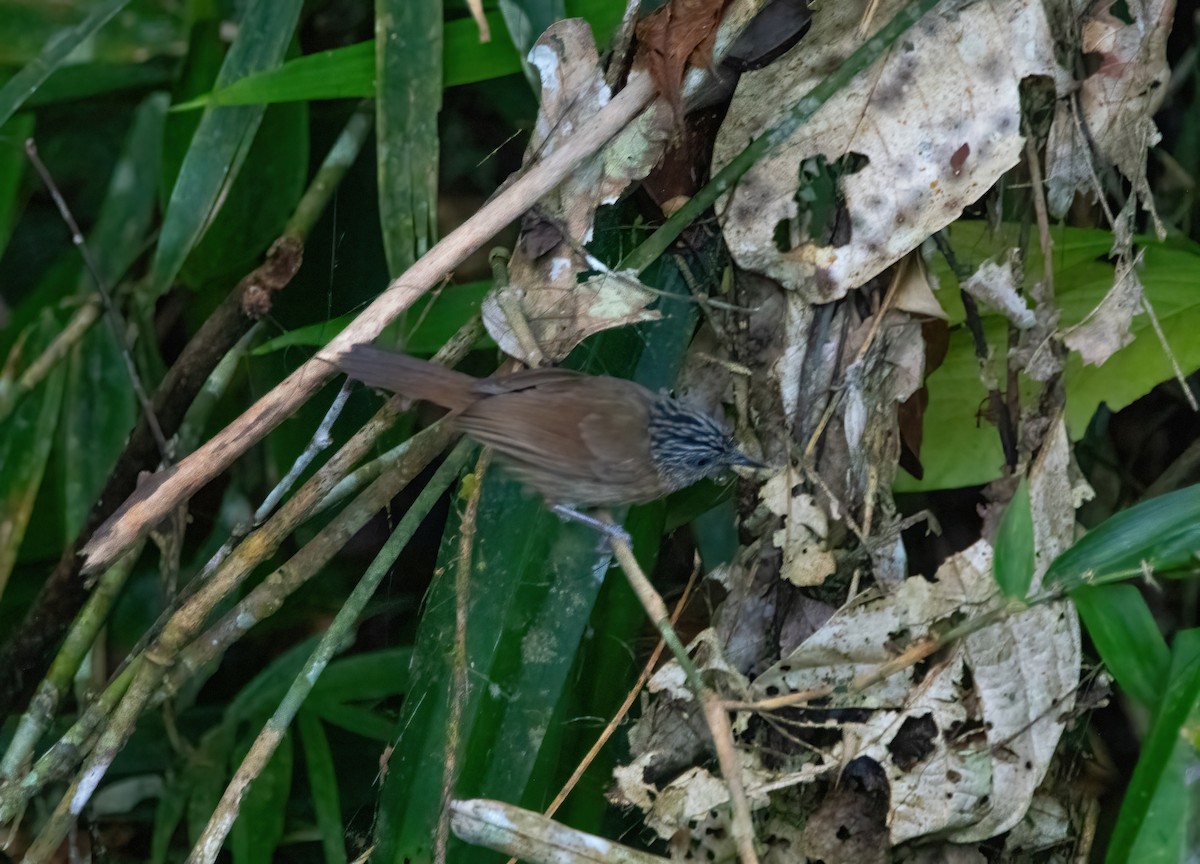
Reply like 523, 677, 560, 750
746, 421, 1084, 844
634, 0, 732, 113
1044, 0, 1173, 224
482, 21, 665, 364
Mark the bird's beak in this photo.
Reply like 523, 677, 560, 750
730, 449, 765, 470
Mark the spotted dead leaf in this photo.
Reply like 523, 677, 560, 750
712, 0, 1065, 301
482, 21, 664, 364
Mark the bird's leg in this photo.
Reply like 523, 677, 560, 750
549, 504, 631, 545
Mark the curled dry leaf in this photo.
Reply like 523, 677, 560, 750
961, 251, 1035, 330
1062, 252, 1144, 366
745, 421, 1082, 844
712, 0, 1065, 301
482, 21, 666, 364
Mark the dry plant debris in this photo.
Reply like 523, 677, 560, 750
482, 20, 668, 364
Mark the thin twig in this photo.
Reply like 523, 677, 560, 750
25, 138, 169, 458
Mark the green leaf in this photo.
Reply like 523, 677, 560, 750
150, 770, 190, 864
1106, 629, 1200, 863
170, 0, 627, 111
373, 239, 700, 863
180, 98, 309, 288
297, 709, 349, 864
0, 313, 67, 597
375, 0, 442, 277
0, 113, 34, 260
56, 92, 164, 540
310, 647, 413, 704
898, 224, 1200, 491
1071, 584, 1169, 710
0, 0, 131, 129
1045, 485, 1200, 590
149, 0, 304, 298
993, 479, 1034, 599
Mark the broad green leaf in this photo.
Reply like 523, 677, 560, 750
900, 224, 1200, 490
373, 245, 700, 863
149, 0, 304, 298
23, 60, 174, 107
0, 0, 180, 68
297, 709, 349, 864
150, 770, 190, 864
1044, 485, 1200, 590
375, 0, 442, 277
180, 98, 309, 288
0, 313, 67, 597
309, 701, 396, 742
309, 647, 413, 704
1071, 584, 1169, 710
992, 479, 1033, 599
0, 0, 131, 128
1107, 629, 1200, 863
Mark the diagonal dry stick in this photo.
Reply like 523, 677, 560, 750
81, 74, 656, 575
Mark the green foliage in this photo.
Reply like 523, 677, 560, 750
0, 1, 1197, 862
992, 478, 1033, 599
900, 224, 1200, 491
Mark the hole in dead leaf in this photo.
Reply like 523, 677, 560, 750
887, 713, 939, 771
836, 825, 851, 841
773, 152, 869, 252
1108, 0, 1135, 24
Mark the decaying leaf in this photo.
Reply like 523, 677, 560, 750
961, 252, 1035, 330
712, 0, 1065, 301
759, 471, 836, 587
1044, 0, 1173, 225
634, 0, 732, 113
482, 21, 665, 364
1062, 253, 1144, 366
734, 421, 1083, 844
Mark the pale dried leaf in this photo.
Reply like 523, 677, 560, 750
961, 253, 1035, 329
760, 472, 836, 587
483, 23, 663, 364
1062, 255, 1144, 366
1044, 0, 1172, 225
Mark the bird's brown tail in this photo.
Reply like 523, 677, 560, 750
333, 344, 478, 411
